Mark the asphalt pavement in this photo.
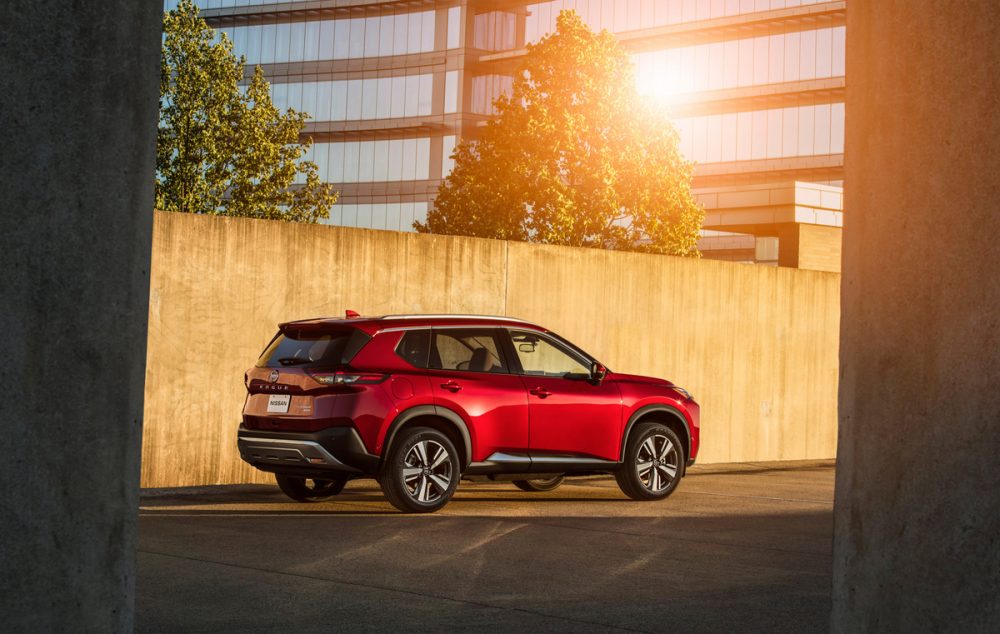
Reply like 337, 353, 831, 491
137, 460, 835, 633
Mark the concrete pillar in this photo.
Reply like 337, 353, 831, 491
834, 1, 1000, 631
0, 2, 161, 631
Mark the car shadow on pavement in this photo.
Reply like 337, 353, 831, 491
139, 480, 648, 513
139, 493, 640, 518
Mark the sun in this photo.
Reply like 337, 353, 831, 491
633, 52, 692, 103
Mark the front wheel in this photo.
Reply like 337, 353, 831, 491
513, 475, 565, 492
275, 474, 348, 502
380, 427, 460, 513
615, 423, 684, 501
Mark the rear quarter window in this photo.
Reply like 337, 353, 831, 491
395, 329, 431, 368
256, 328, 371, 368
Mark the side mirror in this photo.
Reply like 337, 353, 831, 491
590, 362, 607, 383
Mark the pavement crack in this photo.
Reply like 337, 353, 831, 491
137, 548, 650, 633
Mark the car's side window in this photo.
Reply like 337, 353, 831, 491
509, 330, 591, 377
430, 329, 508, 374
395, 329, 430, 368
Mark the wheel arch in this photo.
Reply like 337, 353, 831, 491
621, 404, 692, 465
381, 405, 472, 470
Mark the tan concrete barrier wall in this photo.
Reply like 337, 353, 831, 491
142, 211, 840, 487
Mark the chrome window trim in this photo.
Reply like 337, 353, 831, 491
380, 314, 533, 323
378, 323, 539, 334
379, 325, 431, 333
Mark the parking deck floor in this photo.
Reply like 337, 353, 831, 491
137, 460, 835, 632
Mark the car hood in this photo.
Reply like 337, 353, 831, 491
611, 372, 674, 387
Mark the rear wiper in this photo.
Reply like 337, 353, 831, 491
277, 357, 311, 366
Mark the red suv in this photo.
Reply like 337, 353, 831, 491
238, 314, 699, 513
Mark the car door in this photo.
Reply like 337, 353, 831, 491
427, 328, 530, 463
505, 329, 622, 462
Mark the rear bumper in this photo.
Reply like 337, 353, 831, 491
237, 424, 379, 476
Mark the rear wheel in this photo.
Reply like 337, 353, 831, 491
513, 475, 566, 492
380, 427, 460, 513
275, 474, 348, 502
615, 423, 684, 501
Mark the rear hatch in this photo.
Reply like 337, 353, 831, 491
243, 325, 373, 429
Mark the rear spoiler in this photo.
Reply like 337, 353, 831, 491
278, 322, 356, 338
278, 310, 363, 335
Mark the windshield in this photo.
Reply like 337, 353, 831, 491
546, 331, 607, 371
255, 328, 370, 369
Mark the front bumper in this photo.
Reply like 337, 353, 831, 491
237, 424, 379, 476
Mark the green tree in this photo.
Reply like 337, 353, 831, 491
157, 0, 336, 222
419, 11, 703, 256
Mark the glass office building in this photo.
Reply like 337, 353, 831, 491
165, 0, 846, 270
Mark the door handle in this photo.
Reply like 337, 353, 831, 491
441, 381, 462, 393
529, 387, 551, 398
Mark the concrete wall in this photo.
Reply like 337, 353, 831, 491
0, 2, 161, 631
142, 211, 840, 487
833, 1, 1000, 630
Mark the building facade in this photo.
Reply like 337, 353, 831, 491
164, 0, 846, 270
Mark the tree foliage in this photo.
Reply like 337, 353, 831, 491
157, 0, 336, 222
419, 11, 703, 256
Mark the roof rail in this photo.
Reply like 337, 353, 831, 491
380, 314, 533, 323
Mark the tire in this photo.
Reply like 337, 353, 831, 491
513, 475, 566, 492
275, 474, 348, 502
380, 426, 460, 513
615, 423, 684, 501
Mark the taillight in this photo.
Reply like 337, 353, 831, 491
307, 371, 387, 386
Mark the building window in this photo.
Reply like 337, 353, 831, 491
323, 202, 430, 232
442, 135, 457, 178
447, 6, 463, 49
474, 11, 516, 51
675, 103, 845, 164
633, 27, 846, 99
227, 11, 437, 66
267, 75, 435, 122
471, 75, 514, 115
523, 0, 829, 45
444, 71, 459, 114
312, 139, 433, 183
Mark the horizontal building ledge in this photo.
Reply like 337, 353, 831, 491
303, 117, 451, 140
236, 50, 453, 79
295, 179, 442, 201
300, 114, 487, 141
201, 1, 441, 24
666, 76, 845, 117
693, 154, 844, 187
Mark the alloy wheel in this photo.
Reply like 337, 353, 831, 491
636, 434, 679, 493
402, 440, 453, 503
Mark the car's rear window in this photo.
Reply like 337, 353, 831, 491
256, 328, 371, 369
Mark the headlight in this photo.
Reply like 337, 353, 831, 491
673, 386, 692, 400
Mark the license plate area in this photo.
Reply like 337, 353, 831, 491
266, 394, 291, 413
